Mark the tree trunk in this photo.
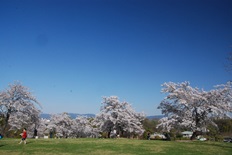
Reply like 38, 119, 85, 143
191, 131, 202, 140
190, 131, 197, 140
119, 126, 123, 137
2, 112, 10, 137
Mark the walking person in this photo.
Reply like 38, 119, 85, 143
33, 128, 38, 138
147, 132, 150, 140
49, 129, 53, 138
19, 128, 27, 144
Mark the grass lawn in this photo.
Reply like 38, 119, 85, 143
0, 138, 231, 155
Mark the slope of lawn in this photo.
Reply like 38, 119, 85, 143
0, 138, 231, 155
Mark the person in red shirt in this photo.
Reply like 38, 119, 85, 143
19, 128, 27, 144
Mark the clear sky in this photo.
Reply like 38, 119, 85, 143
0, 0, 231, 116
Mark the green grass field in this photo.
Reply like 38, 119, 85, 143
0, 138, 231, 155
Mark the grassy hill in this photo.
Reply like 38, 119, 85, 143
0, 138, 231, 155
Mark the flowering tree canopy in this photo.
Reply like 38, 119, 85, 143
72, 116, 98, 138
94, 96, 145, 138
48, 112, 73, 138
36, 118, 51, 137
157, 81, 232, 138
0, 82, 41, 136
43, 113, 97, 138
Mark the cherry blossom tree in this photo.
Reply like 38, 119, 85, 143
36, 118, 51, 137
8, 109, 41, 137
48, 112, 74, 138
45, 113, 97, 138
94, 96, 145, 138
0, 82, 42, 136
72, 116, 98, 138
157, 81, 232, 139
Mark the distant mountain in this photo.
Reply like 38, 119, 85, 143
146, 115, 165, 120
40, 113, 51, 119
69, 113, 95, 119
40, 113, 164, 120
40, 113, 95, 119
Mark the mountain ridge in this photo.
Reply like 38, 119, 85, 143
40, 113, 164, 119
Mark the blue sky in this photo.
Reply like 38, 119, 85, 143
0, 0, 231, 116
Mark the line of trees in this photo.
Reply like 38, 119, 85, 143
36, 96, 145, 139
1, 81, 232, 140
0, 83, 145, 138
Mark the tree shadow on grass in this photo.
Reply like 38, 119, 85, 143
26, 141, 34, 145
0, 145, 5, 147
195, 142, 232, 149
